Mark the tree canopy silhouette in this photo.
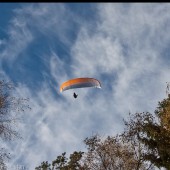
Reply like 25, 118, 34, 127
35, 84, 170, 170
0, 80, 30, 168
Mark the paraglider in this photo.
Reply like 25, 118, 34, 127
73, 92, 78, 98
60, 77, 101, 98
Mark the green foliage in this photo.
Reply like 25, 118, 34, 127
35, 135, 149, 170
67, 151, 84, 169
35, 85, 170, 170
83, 134, 150, 170
52, 152, 67, 169
35, 151, 84, 170
123, 95, 170, 169
35, 161, 51, 170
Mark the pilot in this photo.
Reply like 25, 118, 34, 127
73, 92, 78, 98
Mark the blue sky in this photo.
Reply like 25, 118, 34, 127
0, 3, 170, 169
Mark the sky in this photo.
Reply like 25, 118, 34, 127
0, 3, 170, 170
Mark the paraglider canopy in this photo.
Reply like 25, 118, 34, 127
60, 77, 101, 92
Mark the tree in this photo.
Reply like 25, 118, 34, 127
123, 95, 170, 169
35, 151, 84, 170
35, 134, 149, 170
0, 80, 30, 168
0, 148, 10, 170
82, 134, 151, 170
122, 112, 156, 170
35, 85, 170, 170
35, 161, 51, 170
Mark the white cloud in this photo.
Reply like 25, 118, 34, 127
1, 3, 170, 170
71, 29, 125, 76
0, 15, 33, 63
71, 3, 170, 114
0, 3, 75, 66
0, 39, 6, 46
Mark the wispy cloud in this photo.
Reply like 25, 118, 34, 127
0, 3, 77, 66
71, 3, 170, 113
0, 13, 33, 64
1, 3, 170, 170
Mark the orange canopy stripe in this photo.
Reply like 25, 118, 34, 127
60, 77, 101, 92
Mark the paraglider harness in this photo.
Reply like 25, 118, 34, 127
73, 92, 78, 98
